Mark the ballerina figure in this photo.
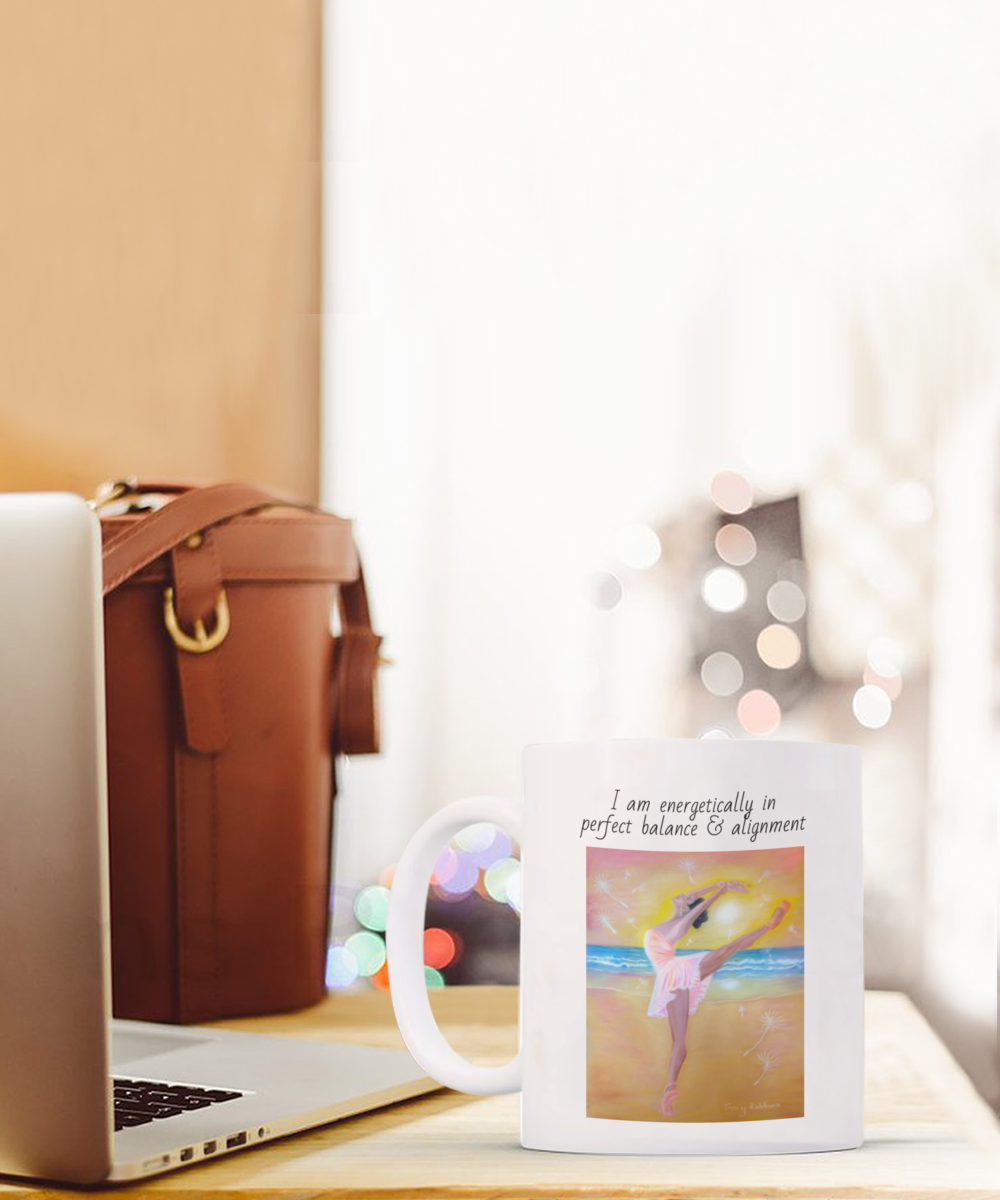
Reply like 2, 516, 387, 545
643, 880, 790, 1118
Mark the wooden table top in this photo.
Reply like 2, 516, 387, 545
5, 987, 999, 1198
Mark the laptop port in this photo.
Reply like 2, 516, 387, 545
226, 1132, 247, 1149
179, 1147, 194, 1163
203, 1140, 217, 1155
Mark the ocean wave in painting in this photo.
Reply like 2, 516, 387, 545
586, 944, 804, 980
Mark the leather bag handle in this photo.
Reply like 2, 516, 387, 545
101, 482, 299, 596
330, 566, 382, 756
97, 481, 382, 756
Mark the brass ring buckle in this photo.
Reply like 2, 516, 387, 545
163, 586, 230, 654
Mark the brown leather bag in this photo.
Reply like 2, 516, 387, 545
96, 480, 381, 1023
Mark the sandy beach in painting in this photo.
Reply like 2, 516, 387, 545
586, 968, 804, 1123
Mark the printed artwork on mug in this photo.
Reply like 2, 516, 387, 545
586, 845, 804, 1123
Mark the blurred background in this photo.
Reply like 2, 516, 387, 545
0, 0, 996, 1109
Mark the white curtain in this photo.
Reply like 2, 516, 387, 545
323, 0, 999, 1102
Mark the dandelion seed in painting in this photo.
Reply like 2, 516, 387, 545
753, 1049, 780, 1086
592, 872, 629, 909
676, 857, 697, 883
788, 924, 799, 936
758, 870, 771, 883
596, 910, 617, 935
738, 1005, 746, 1017
743, 1009, 787, 1056
757, 891, 773, 908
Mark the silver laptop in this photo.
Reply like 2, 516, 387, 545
0, 493, 433, 1184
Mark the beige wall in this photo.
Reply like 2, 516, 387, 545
0, 0, 321, 500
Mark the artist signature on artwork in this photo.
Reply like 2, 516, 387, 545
723, 1101, 782, 1118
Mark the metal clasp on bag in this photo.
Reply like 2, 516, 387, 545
163, 586, 230, 654
88, 476, 139, 511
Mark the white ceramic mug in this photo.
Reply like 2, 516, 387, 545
386, 739, 863, 1154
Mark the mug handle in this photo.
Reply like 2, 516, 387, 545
386, 794, 523, 1094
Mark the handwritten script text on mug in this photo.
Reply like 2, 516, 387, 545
579, 790, 807, 844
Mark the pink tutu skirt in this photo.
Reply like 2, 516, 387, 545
644, 927, 713, 1017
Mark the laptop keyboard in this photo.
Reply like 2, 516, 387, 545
113, 1077, 244, 1132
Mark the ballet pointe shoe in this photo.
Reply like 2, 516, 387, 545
659, 1083, 680, 1118
766, 901, 791, 931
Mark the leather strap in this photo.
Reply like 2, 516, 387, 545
331, 569, 382, 756
98, 481, 382, 757
102, 485, 300, 757
102, 482, 300, 596
170, 530, 230, 754
100, 515, 358, 585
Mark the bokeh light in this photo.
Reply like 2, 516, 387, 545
699, 728, 732, 740
701, 566, 748, 613
709, 470, 753, 515
469, 828, 513, 870
614, 523, 662, 570
484, 857, 521, 904
345, 930, 386, 977
437, 853, 479, 897
866, 636, 904, 678
585, 571, 623, 610
715, 523, 757, 566
326, 944, 359, 989
700, 650, 744, 696
737, 689, 782, 735
756, 624, 802, 669
354, 884, 390, 932
423, 928, 457, 969
853, 684, 892, 729
424, 966, 446, 989
431, 844, 459, 885
766, 580, 807, 623
455, 823, 496, 852
342, 826, 523, 993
